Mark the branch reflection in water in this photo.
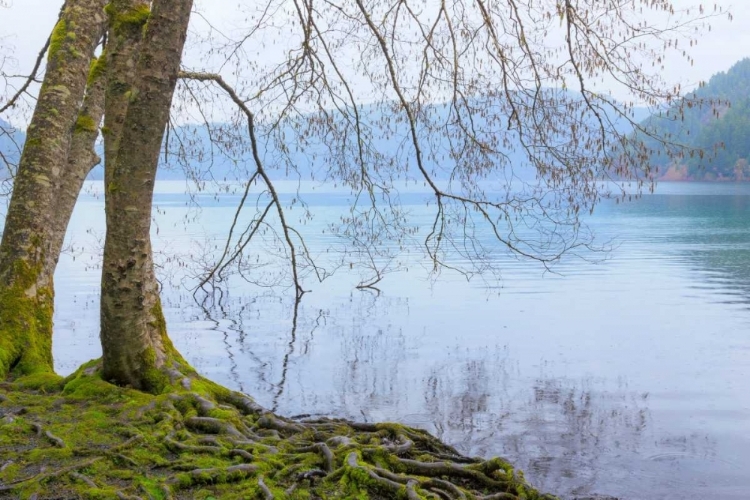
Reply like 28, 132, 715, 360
181, 289, 717, 498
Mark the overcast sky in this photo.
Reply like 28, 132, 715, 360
0, 0, 745, 107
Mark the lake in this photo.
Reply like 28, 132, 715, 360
51, 181, 750, 499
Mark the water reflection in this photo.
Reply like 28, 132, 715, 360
271, 301, 327, 412
50, 183, 750, 499
416, 351, 659, 496
197, 299, 244, 391
190, 290, 723, 498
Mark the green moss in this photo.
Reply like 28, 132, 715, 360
189, 377, 232, 401
1, 347, 553, 499
14, 373, 64, 392
78, 409, 112, 433
87, 52, 107, 86
62, 358, 100, 384
0, 462, 21, 481
82, 487, 121, 500
289, 489, 312, 499
138, 346, 170, 394
28, 446, 73, 461
62, 366, 151, 408
0, 260, 54, 378
75, 114, 98, 134
136, 477, 168, 499
106, 2, 150, 31
149, 300, 170, 345
107, 468, 136, 480
44, 13, 82, 59
206, 408, 234, 420
48, 18, 68, 62
175, 464, 255, 487
340, 463, 382, 499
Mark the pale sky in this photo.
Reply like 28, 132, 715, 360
0, 0, 745, 116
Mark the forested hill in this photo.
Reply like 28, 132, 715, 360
643, 58, 750, 181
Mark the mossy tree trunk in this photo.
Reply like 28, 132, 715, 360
99, 0, 194, 391
0, 0, 106, 378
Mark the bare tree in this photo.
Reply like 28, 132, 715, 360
0, 0, 721, 429
0, 1, 726, 497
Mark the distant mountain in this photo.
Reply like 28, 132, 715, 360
641, 58, 750, 181
133, 96, 649, 184
9, 95, 650, 184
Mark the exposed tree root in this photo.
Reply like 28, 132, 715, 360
295, 442, 335, 472
171, 464, 258, 489
258, 475, 274, 499
31, 422, 65, 448
69, 472, 97, 488
115, 491, 143, 500
0, 458, 101, 492
0, 365, 558, 499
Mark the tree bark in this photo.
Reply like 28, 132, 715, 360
100, 0, 193, 390
103, 0, 149, 164
50, 54, 107, 273
0, 0, 106, 378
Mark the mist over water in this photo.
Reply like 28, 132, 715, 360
53, 181, 750, 499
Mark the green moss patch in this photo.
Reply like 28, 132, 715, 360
74, 114, 98, 134
0, 261, 55, 378
0, 364, 557, 499
105, 2, 151, 33
87, 52, 107, 87
48, 18, 68, 62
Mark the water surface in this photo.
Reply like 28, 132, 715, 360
52, 181, 750, 499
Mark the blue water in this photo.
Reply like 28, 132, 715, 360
52, 181, 750, 499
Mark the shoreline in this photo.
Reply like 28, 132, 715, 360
0, 367, 558, 499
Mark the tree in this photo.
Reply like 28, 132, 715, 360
0, 0, 723, 497
0, 0, 106, 377
98, 0, 193, 390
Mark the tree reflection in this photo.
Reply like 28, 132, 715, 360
417, 350, 717, 497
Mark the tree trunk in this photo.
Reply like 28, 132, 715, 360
103, 0, 149, 164
100, 0, 193, 391
0, 0, 106, 378
50, 55, 107, 273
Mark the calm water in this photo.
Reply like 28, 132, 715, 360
51, 182, 750, 499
